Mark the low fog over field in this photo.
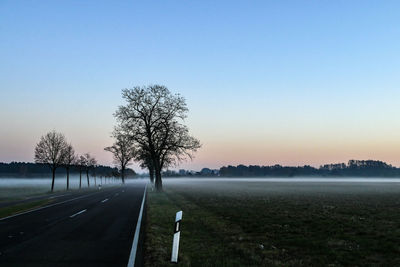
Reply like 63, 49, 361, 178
160, 177, 400, 196
2, 176, 400, 200
0, 175, 124, 199
145, 177, 400, 265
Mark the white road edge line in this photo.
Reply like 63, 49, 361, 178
0, 190, 110, 221
101, 198, 109, 203
127, 183, 148, 267
70, 209, 87, 218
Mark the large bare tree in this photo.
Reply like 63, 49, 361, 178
138, 152, 155, 183
104, 129, 137, 184
115, 85, 201, 191
34, 130, 67, 192
62, 143, 76, 190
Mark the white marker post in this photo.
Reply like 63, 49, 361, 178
171, 211, 183, 263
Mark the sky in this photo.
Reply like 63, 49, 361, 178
1, 0, 400, 171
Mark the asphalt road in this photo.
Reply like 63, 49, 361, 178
0, 182, 147, 267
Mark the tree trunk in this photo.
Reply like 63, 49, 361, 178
79, 170, 82, 189
149, 167, 155, 184
121, 167, 125, 184
155, 167, 162, 191
151, 154, 162, 191
94, 176, 97, 187
86, 170, 90, 187
51, 167, 56, 192
66, 167, 70, 190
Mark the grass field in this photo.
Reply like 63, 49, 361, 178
0, 199, 52, 219
144, 179, 400, 266
0, 187, 53, 202
0, 177, 123, 202
0, 178, 123, 218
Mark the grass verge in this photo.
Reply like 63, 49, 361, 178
144, 186, 400, 266
0, 199, 52, 219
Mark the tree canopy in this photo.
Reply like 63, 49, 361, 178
114, 85, 201, 190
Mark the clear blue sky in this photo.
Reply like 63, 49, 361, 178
1, 1, 400, 171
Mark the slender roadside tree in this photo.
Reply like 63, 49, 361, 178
34, 130, 67, 192
76, 155, 86, 189
90, 157, 98, 186
114, 85, 201, 191
104, 129, 137, 184
83, 154, 97, 187
93, 165, 97, 187
83, 153, 92, 187
62, 143, 76, 190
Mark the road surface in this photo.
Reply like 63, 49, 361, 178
0, 182, 147, 266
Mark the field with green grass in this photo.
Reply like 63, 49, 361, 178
0, 177, 122, 202
0, 199, 52, 219
144, 178, 400, 266
0, 177, 77, 201
0, 177, 123, 219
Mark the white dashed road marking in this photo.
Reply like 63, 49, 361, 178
69, 209, 87, 218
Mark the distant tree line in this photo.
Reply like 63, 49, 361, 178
219, 165, 319, 177
151, 160, 400, 178
219, 160, 400, 177
0, 162, 135, 178
161, 168, 219, 177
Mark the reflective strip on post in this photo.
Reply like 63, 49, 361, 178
171, 211, 183, 263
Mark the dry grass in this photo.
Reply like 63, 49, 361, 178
144, 183, 400, 266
